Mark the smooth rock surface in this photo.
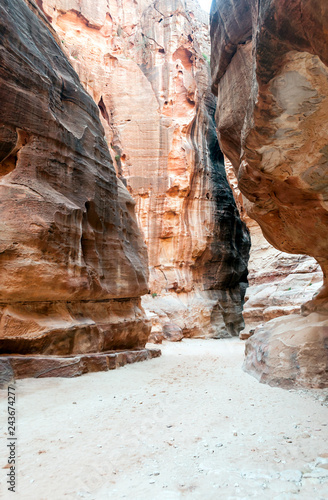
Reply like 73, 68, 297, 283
0, 0, 150, 356
162, 323, 184, 342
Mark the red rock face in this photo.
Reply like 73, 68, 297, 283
0, 348, 161, 381
211, 0, 328, 387
0, 0, 150, 357
40, 0, 250, 339
225, 157, 322, 329
211, 0, 328, 314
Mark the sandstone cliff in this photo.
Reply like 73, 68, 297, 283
225, 158, 322, 329
0, 0, 152, 369
211, 0, 328, 387
40, 0, 250, 339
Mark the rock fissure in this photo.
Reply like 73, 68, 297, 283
211, 0, 328, 388
39, 0, 250, 342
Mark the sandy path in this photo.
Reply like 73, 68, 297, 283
0, 339, 328, 499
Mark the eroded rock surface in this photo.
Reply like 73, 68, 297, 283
243, 314, 328, 389
0, 0, 150, 360
0, 348, 160, 384
211, 0, 328, 386
225, 158, 323, 329
41, 0, 250, 339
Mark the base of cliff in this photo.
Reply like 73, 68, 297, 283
0, 348, 161, 384
143, 289, 246, 342
243, 313, 328, 389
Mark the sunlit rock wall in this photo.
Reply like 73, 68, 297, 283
41, 0, 250, 339
0, 0, 150, 358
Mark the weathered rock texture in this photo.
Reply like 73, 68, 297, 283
40, 0, 250, 339
243, 313, 328, 389
225, 158, 323, 329
0, 0, 151, 365
211, 0, 328, 387
0, 347, 160, 385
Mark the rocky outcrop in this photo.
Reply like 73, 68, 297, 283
243, 313, 328, 389
0, 347, 160, 382
225, 159, 322, 329
0, 0, 152, 371
211, 0, 328, 387
41, 0, 250, 339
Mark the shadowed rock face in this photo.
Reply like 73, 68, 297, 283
0, 0, 150, 356
210, 0, 328, 387
211, 0, 328, 314
40, 0, 250, 338
225, 157, 323, 330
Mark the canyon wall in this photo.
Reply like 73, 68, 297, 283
0, 0, 155, 377
40, 0, 250, 339
225, 158, 322, 331
211, 0, 328, 387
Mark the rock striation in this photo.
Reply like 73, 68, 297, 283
211, 0, 328, 387
0, 347, 160, 382
243, 313, 328, 389
40, 0, 250, 339
0, 0, 153, 374
225, 158, 322, 329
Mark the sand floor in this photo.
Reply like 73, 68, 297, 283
0, 339, 328, 500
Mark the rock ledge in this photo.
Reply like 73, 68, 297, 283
0, 348, 161, 384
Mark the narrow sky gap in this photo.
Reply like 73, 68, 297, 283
198, 0, 212, 13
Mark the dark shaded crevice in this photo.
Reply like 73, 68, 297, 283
141, 32, 165, 52
0, 128, 29, 177
98, 96, 110, 126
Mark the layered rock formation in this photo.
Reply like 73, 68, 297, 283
40, 0, 250, 339
0, 0, 154, 375
211, 0, 328, 387
244, 313, 328, 389
225, 158, 322, 329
